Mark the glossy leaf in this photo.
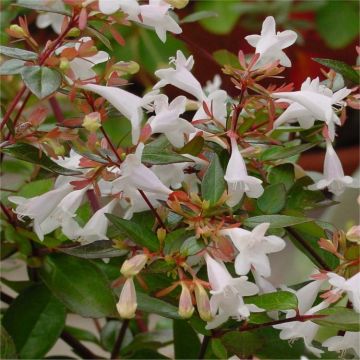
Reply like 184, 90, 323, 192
164, 228, 193, 255
64, 326, 99, 345
313, 307, 360, 331
221, 332, 262, 358
257, 183, 287, 214
268, 163, 295, 191
211, 338, 227, 359
244, 291, 298, 311
201, 154, 225, 205
16, 0, 71, 15
2, 284, 66, 359
142, 152, 191, 165
244, 215, 311, 228
1, 143, 82, 176
213, 49, 240, 68
173, 320, 201, 359
178, 135, 204, 156
181, 11, 218, 24
0, 45, 37, 60
261, 143, 317, 161
21, 66, 62, 99
106, 214, 159, 251
40, 254, 116, 318
0, 59, 25, 75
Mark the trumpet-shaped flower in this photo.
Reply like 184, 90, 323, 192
81, 83, 157, 144
225, 137, 263, 207
117, 277, 137, 319
308, 141, 354, 196
273, 78, 351, 140
178, 282, 195, 319
194, 282, 212, 321
35, 0, 66, 34
322, 332, 359, 357
77, 198, 118, 244
220, 223, 285, 277
148, 95, 195, 147
121, 254, 148, 277
154, 50, 205, 101
128, 0, 182, 43
112, 143, 172, 196
98, 0, 140, 16
204, 254, 262, 329
245, 16, 297, 68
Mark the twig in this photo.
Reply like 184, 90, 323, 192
60, 331, 102, 359
49, 96, 65, 124
87, 189, 101, 212
111, 319, 130, 359
0, 291, 14, 304
138, 189, 167, 230
100, 126, 122, 164
198, 335, 211, 359
0, 201, 16, 227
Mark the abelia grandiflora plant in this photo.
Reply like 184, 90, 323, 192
1, 1, 359, 358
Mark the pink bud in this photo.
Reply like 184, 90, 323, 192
120, 254, 148, 277
116, 277, 137, 319
178, 282, 194, 319
194, 282, 212, 322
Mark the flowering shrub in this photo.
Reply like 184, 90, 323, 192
1, 1, 359, 359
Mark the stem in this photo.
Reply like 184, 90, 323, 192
0, 201, 16, 227
100, 126, 122, 164
111, 319, 130, 359
0, 291, 14, 304
60, 331, 102, 359
198, 335, 211, 359
138, 189, 166, 230
287, 227, 331, 271
49, 96, 65, 124
87, 189, 101, 212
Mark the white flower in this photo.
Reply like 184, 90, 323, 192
220, 223, 285, 277
224, 137, 263, 207
34, 0, 66, 34
98, 0, 140, 17
327, 272, 360, 312
245, 16, 297, 68
273, 77, 351, 140
77, 198, 118, 244
112, 143, 172, 197
323, 332, 359, 357
54, 150, 83, 171
121, 254, 148, 277
117, 277, 137, 318
148, 95, 195, 147
154, 50, 205, 101
81, 83, 157, 144
9, 183, 73, 241
128, 0, 182, 42
204, 254, 262, 329
308, 141, 354, 196
204, 74, 222, 94
274, 279, 327, 357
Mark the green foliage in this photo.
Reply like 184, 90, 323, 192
40, 254, 117, 318
268, 164, 295, 191
260, 143, 317, 161
213, 49, 240, 68
0, 59, 26, 75
257, 183, 287, 214
313, 307, 360, 331
2, 284, 66, 359
244, 291, 298, 311
173, 320, 201, 359
221, 331, 262, 358
181, 11, 218, 24
0, 45, 37, 60
244, 214, 311, 228
0, 327, 17, 360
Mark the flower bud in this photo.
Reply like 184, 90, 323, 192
194, 282, 212, 321
166, 0, 189, 9
346, 225, 360, 244
116, 277, 137, 319
120, 254, 148, 277
178, 282, 194, 319
82, 112, 101, 133
9, 24, 27, 38
157, 227, 166, 243
67, 27, 81, 38
112, 61, 140, 75
59, 57, 70, 71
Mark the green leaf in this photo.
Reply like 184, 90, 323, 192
0, 327, 17, 359
2, 284, 66, 359
137, 292, 181, 319
194, 1, 240, 34
18, 178, 54, 197
268, 163, 295, 191
0, 45, 37, 60
15, 0, 71, 15
221, 332, 262, 358
257, 183, 287, 214
313, 57, 360, 84
178, 136, 204, 156
86, 26, 113, 51
164, 228, 193, 255
201, 154, 225, 205
260, 143, 317, 161
173, 320, 201, 359
100, 320, 131, 352
64, 326, 99, 345
181, 11, 218, 24
142, 152, 191, 165
40, 254, 116, 318
180, 236, 205, 256
211, 338, 227, 359
59, 240, 127, 259
21, 66, 62, 99
1, 143, 81, 176
106, 214, 159, 252
146, 259, 176, 274
313, 307, 360, 331
0, 59, 25, 75
213, 49, 240, 68
244, 291, 298, 311
244, 215, 311, 228
316, 1, 359, 49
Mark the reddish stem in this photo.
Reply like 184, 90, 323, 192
49, 96, 65, 124
138, 189, 167, 230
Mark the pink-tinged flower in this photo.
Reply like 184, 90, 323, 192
148, 95, 195, 147
245, 16, 297, 68
117, 277, 137, 319
308, 141, 354, 196
121, 254, 148, 277
112, 143, 172, 197
327, 272, 360, 313
194, 282, 212, 322
273, 77, 351, 140
323, 332, 359, 357
128, 0, 182, 43
220, 223, 285, 277
204, 254, 262, 329
224, 137, 263, 207
78, 198, 118, 244
81, 83, 157, 144
274, 279, 327, 357
346, 225, 360, 243
35, 0, 66, 34
98, 0, 140, 17
178, 282, 194, 319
